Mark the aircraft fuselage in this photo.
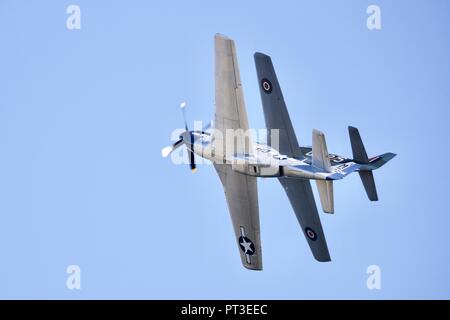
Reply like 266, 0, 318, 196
183, 131, 361, 181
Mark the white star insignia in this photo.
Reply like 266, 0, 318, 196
240, 238, 254, 254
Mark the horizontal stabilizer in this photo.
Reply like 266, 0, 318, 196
359, 170, 378, 201
316, 180, 334, 213
365, 152, 397, 170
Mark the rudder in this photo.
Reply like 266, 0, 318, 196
359, 171, 378, 201
316, 180, 334, 213
348, 126, 379, 201
312, 129, 334, 213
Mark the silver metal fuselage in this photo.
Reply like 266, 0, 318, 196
182, 131, 357, 181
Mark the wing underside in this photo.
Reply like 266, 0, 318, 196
254, 52, 302, 159
255, 52, 330, 261
214, 34, 252, 158
215, 164, 262, 270
214, 34, 262, 270
278, 177, 331, 262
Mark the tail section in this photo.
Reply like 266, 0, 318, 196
316, 180, 334, 213
365, 152, 397, 170
312, 129, 331, 173
348, 126, 396, 201
312, 129, 334, 213
358, 171, 378, 201
348, 126, 369, 163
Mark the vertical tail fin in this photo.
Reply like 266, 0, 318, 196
348, 126, 379, 201
316, 180, 334, 213
348, 126, 369, 163
312, 129, 334, 213
358, 171, 378, 201
312, 129, 331, 173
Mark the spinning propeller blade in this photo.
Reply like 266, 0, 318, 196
161, 139, 183, 158
162, 101, 197, 172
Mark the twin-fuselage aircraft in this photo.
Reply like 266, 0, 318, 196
162, 34, 395, 270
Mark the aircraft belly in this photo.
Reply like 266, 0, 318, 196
231, 162, 280, 177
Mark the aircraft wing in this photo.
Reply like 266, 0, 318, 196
214, 34, 252, 157
214, 164, 262, 270
254, 52, 302, 159
213, 35, 262, 270
278, 177, 331, 262
255, 52, 329, 261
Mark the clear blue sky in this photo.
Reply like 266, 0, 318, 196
1, 0, 449, 299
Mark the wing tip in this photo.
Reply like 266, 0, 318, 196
388, 152, 397, 158
215, 33, 231, 41
312, 128, 325, 137
215, 33, 235, 53
348, 125, 359, 134
243, 264, 263, 271
254, 52, 272, 61
315, 255, 332, 262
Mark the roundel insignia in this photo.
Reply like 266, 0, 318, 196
238, 236, 255, 255
305, 227, 317, 241
261, 78, 273, 94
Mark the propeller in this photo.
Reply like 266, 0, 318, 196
193, 120, 213, 136
180, 101, 188, 131
181, 102, 196, 172
203, 121, 213, 132
161, 139, 183, 158
161, 102, 197, 173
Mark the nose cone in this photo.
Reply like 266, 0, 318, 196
180, 131, 192, 145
